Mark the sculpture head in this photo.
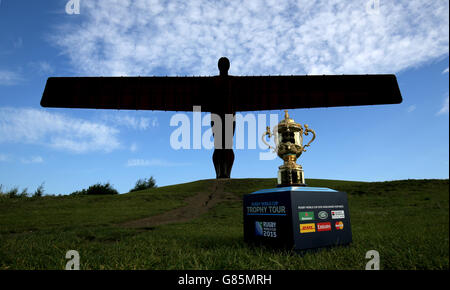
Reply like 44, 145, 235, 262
218, 57, 230, 76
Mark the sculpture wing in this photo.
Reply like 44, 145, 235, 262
229, 74, 402, 111
41, 75, 402, 112
40, 76, 218, 112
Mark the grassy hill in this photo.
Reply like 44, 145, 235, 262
0, 178, 448, 270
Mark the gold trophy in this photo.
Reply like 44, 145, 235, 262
262, 110, 316, 187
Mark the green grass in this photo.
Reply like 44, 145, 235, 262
0, 178, 448, 270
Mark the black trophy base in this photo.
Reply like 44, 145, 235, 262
243, 187, 352, 251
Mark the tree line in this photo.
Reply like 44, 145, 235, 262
0, 176, 157, 198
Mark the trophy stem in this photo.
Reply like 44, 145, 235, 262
275, 154, 305, 187
277, 165, 306, 187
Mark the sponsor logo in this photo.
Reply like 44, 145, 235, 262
335, 221, 344, 230
299, 211, 315, 221
255, 221, 277, 238
300, 223, 316, 233
331, 210, 345, 219
318, 211, 328, 220
255, 221, 263, 236
317, 222, 332, 232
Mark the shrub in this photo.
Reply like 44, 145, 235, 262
6, 187, 19, 198
7, 188, 18, 198
33, 182, 45, 197
0, 186, 28, 198
70, 183, 119, 196
18, 188, 29, 198
130, 176, 157, 192
70, 189, 87, 196
0, 184, 45, 198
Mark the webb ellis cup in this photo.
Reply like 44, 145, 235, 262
262, 110, 316, 187
246, 110, 352, 251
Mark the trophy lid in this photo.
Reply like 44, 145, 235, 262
278, 110, 302, 131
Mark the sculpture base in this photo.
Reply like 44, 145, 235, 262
243, 187, 352, 251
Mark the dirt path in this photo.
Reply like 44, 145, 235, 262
118, 179, 238, 229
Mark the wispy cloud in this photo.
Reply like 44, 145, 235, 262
29, 61, 54, 75
20, 156, 44, 164
0, 107, 121, 153
0, 153, 9, 162
13, 37, 23, 49
0, 69, 21, 86
406, 105, 416, 113
437, 96, 449, 116
0, 154, 44, 164
126, 158, 191, 167
443, 67, 449, 74
130, 143, 138, 152
51, 0, 448, 77
100, 112, 158, 130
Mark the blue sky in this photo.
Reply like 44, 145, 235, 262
0, 0, 448, 195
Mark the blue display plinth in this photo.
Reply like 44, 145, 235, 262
243, 187, 352, 251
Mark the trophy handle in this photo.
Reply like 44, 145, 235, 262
303, 124, 316, 151
262, 126, 277, 152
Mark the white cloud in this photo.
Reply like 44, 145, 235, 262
13, 37, 23, 49
51, 0, 449, 76
0, 154, 44, 164
100, 112, 158, 130
30, 61, 54, 75
130, 143, 138, 152
126, 158, 190, 167
0, 153, 9, 162
437, 96, 449, 115
443, 67, 449, 74
21, 156, 44, 164
0, 70, 21, 85
407, 105, 416, 113
0, 107, 121, 153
